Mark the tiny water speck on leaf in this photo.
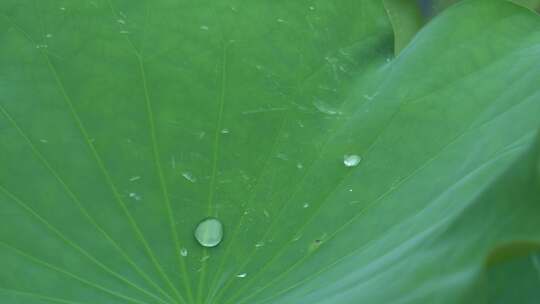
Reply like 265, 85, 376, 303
236, 273, 247, 278
194, 218, 223, 248
314, 99, 341, 115
129, 176, 141, 182
128, 192, 141, 201
276, 153, 289, 161
343, 154, 361, 167
308, 239, 323, 252
180, 248, 188, 257
182, 171, 197, 183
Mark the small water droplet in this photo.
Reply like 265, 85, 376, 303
263, 210, 270, 218
343, 155, 361, 167
236, 273, 247, 278
276, 153, 289, 161
200, 255, 210, 262
194, 218, 223, 248
182, 172, 197, 183
277, 18, 285, 23
363, 92, 379, 101
221, 128, 230, 134
309, 6, 315, 10
129, 176, 141, 182
180, 248, 188, 257
303, 203, 310, 208
255, 241, 265, 248
348, 188, 353, 192
117, 19, 126, 25
200, 25, 209, 30
296, 162, 303, 169
59, 7, 66, 11
39, 139, 48, 143
241, 171, 250, 181
45, 33, 53, 38
129, 192, 142, 201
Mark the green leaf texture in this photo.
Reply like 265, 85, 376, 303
1, 0, 539, 303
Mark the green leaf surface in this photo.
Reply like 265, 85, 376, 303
1, 0, 539, 303
426, 0, 540, 18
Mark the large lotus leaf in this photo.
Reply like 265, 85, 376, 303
1, 0, 539, 304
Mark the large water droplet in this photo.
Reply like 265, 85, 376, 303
343, 155, 361, 167
194, 218, 223, 248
